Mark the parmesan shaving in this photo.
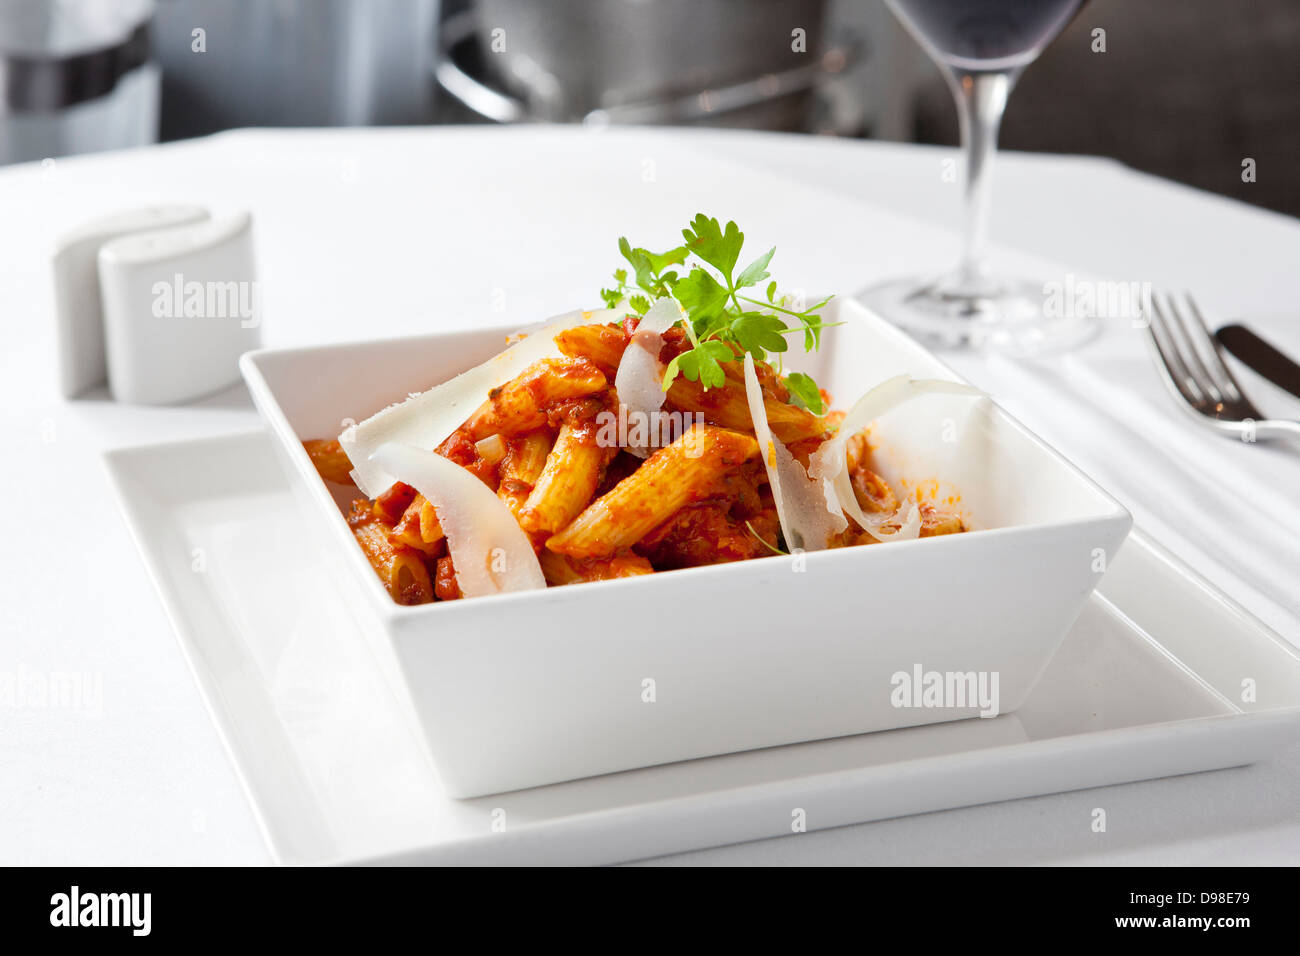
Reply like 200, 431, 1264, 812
613, 297, 684, 458
741, 354, 845, 552
808, 375, 983, 543
341, 308, 618, 496
370, 442, 545, 597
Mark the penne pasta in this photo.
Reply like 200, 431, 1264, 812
553, 323, 628, 377
556, 322, 819, 440
555, 322, 817, 439
435, 429, 504, 488
303, 438, 355, 486
715, 346, 790, 402
434, 555, 461, 601
305, 237, 972, 606
666, 375, 824, 444
372, 480, 418, 524
919, 503, 964, 538
852, 503, 964, 545
349, 501, 433, 605
518, 423, 613, 534
389, 493, 446, 555
497, 430, 554, 517
463, 358, 607, 438
844, 432, 898, 516
547, 425, 759, 559
418, 496, 443, 542
539, 549, 654, 586
638, 503, 780, 568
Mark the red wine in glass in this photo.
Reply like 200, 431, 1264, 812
890, 0, 1086, 71
864, 0, 1091, 352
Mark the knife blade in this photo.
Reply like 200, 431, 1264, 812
1215, 324, 1300, 401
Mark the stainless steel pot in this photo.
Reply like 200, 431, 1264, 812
439, 0, 848, 129
151, 0, 439, 138
0, 0, 159, 163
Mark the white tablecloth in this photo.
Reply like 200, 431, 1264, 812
2, 127, 1298, 865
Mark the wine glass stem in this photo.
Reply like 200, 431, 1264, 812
949, 70, 1014, 292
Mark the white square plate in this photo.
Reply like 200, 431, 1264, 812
104, 430, 1300, 865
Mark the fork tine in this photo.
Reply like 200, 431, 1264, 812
1161, 292, 1224, 404
1183, 293, 1246, 402
1147, 295, 1207, 409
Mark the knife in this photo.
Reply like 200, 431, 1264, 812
1215, 324, 1300, 401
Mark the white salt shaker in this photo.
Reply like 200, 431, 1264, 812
97, 211, 262, 405
51, 204, 210, 398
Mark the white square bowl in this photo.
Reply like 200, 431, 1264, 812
240, 300, 1132, 797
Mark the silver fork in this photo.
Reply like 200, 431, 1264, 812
1144, 291, 1300, 442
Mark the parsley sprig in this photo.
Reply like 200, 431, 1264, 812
597, 214, 836, 413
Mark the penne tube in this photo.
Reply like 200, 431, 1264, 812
850, 468, 897, 515
851, 503, 964, 546
844, 431, 869, 471
497, 430, 554, 516
539, 549, 655, 586
501, 430, 553, 483
434, 555, 461, 601
518, 423, 612, 534
418, 497, 443, 542
666, 375, 824, 444
302, 438, 355, 486
372, 480, 418, 524
463, 358, 607, 438
844, 432, 897, 515
349, 502, 434, 605
638, 502, 781, 567
308, 217, 978, 607
919, 504, 964, 538
558, 323, 819, 442
554, 323, 628, 376
547, 424, 759, 558
721, 349, 790, 402
389, 493, 446, 554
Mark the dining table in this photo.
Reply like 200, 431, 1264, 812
2, 124, 1298, 865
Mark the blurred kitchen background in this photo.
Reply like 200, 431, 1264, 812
2, 0, 1296, 216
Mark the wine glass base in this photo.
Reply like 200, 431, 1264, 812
859, 275, 1098, 355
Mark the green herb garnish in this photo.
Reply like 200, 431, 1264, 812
598, 214, 837, 397
782, 371, 826, 416
600, 239, 689, 312
745, 520, 789, 557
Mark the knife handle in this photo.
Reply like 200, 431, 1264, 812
1216, 323, 1300, 401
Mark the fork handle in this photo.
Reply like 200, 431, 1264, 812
1256, 419, 1300, 442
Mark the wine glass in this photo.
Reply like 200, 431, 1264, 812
864, 0, 1091, 352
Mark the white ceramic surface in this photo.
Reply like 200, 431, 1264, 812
99, 211, 262, 405
102, 429, 1300, 865
240, 298, 1133, 796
